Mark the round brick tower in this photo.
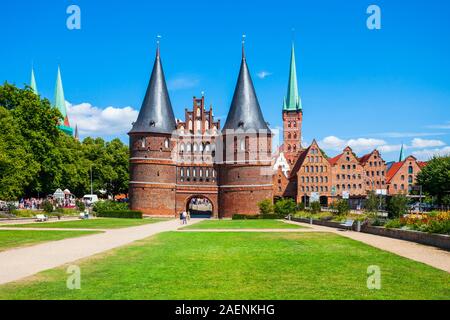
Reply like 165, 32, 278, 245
218, 43, 273, 217
128, 45, 177, 216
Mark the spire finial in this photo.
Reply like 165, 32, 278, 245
156, 34, 162, 58
241, 34, 246, 59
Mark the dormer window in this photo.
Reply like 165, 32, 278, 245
149, 120, 156, 127
238, 121, 244, 128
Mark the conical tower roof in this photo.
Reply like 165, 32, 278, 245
399, 143, 404, 162
222, 44, 270, 132
30, 68, 38, 95
129, 45, 176, 134
54, 66, 68, 119
283, 43, 301, 111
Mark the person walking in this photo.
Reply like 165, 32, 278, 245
182, 210, 187, 225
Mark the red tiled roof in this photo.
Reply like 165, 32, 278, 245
358, 152, 372, 165
417, 161, 428, 169
289, 146, 311, 178
328, 153, 343, 166
386, 161, 403, 183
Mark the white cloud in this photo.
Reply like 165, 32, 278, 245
374, 131, 446, 138
427, 121, 450, 129
66, 101, 138, 137
167, 75, 199, 90
319, 136, 388, 153
256, 71, 272, 79
412, 146, 450, 161
411, 138, 445, 148
378, 144, 403, 153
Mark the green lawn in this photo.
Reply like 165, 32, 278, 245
0, 230, 100, 252
0, 232, 448, 299
182, 219, 304, 229
1, 218, 168, 229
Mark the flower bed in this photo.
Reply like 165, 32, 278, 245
386, 212, 450, 235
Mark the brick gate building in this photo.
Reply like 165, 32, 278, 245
128, 44, 273, 217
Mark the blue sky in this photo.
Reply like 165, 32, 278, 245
1, 0, 449, 161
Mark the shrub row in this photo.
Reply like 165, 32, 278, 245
96, 210, 142, 219
232, 214, 286, 220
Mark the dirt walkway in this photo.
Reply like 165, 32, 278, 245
0, 219, 198, 285
284, 220, 450, 273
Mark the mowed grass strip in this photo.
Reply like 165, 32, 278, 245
0, 232, 448, 300
0, 230, 101, 252
1, 218, 168, 230
181, 219, 304, 229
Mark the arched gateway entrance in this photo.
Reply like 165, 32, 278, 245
186, 196, 213, 218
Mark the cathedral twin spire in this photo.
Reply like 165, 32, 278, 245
29, 66, 74, 136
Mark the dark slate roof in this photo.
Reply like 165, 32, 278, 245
222, 52, 270, 132
129, 47, 177, 134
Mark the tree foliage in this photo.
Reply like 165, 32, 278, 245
387, 194, 409, 218
0, 83, 129, 200
416, 156, 450, 205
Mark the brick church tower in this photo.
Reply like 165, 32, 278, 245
128, 45, 178, 215
218, 43, 274, 217
282, 43, 303, 166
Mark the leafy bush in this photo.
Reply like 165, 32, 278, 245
387, 194, 409, 218
260, 214, 286, 219
93, 200, 128, 213
335, 199, 350, 215
310, 201, 321, 214
297, 202, 305, 211
42, 200, 54, 213
258, 199, 274, 215
365, 191, 380, 212
385, 219, 404, 229
96, 210, 142, 219
274, 198, 296, 216
76, 200, 85, 212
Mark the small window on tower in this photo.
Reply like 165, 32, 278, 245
164, 139, 169, 149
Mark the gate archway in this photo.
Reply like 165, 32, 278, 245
186, 195, 213, 218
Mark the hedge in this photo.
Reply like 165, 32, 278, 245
96, 210, 142, 219
232, 214, 286, 220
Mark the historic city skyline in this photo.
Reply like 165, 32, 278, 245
1, 0, 450, 162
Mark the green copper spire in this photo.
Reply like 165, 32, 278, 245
54, 66, 67, 118
53, 66, 73, 136
399, 143, 404, 162
30, 68, 38, 95
283, 43, 301, 111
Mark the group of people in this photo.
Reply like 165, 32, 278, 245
18, 198, 44, 210
179, 210, 191, 224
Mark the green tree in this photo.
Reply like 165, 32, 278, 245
387, 194, 409, 218
258, 199, 274, 214
0, 107, 39, 199
365, 191, 384, 212
274, 198, 296, 216
416, 156, 450, 205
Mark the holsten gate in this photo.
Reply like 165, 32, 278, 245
128, 44, 273, 218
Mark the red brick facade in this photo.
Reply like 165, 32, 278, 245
130, 96, 273, 217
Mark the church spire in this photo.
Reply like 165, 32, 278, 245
283, 42, 301, 111
222, 38, 269, 131
30, 68, 38, 95
399, 143, 404, 162
54, 66, 73, 136
74, 124, 79, 141
129, 42, 176, 134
